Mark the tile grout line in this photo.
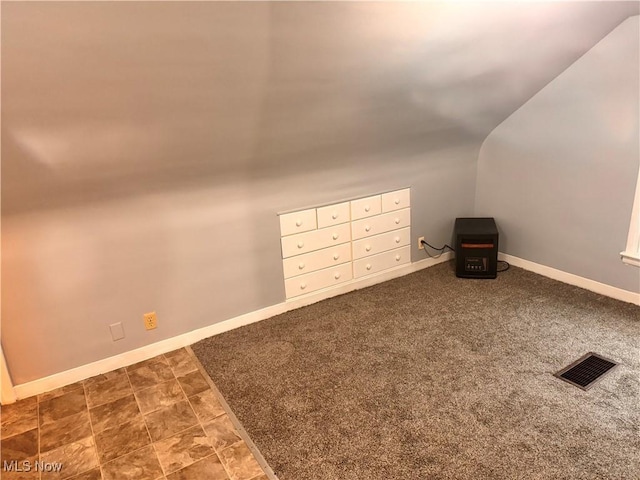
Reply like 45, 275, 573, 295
28, 359, 229, 480
37, 391, 92, 480
156, 354, 196, 478
83, 371, 139, 479
100, 443, 163, 478
188, 375, 248, 480
246, 473, 269, 480
82, 382, 102, 480
186, 345, 279, 480
162, 352, 223, 479
124, 364, 168, 480
37, 398, 41, 480
33, 352, 257, 480
123, 355, 218, 479
82, 375, 131, 411
171, 352, 235, 480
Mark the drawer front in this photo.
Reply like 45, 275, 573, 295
285, 263, 353, 298
281, 223, 351, 258
317, 202, 350, 228
283, 243, 352, 279
382, 188, 411, 212
350, 195, 382, 220
353, 246, 411, 278
279, 208, 317, 237
352, 227, 411, 260
351, 208, 411, 240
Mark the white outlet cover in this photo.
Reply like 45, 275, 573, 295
109, 322, 125, 341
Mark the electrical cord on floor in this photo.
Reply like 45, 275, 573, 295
420, 239, 511, 274
420, 239, 455, 258
497, 260, 510, 272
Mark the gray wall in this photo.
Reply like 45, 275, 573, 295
2, 2, 637, 384
475, 16, 640, 293
1, 2, 480, 384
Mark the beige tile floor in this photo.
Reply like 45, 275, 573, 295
0, 349, 269, 480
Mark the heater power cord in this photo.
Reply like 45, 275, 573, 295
420, 239, 455, 258
497, 260, 510, 272
419, 239, 511, 273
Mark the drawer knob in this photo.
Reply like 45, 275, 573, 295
298, 263, 305, 270
297, 242, 304, 249
333, 254, 340, 260
334, 272, 341, 280
394, 198, 400, 205
332, 233, 339, 240
395, 236, 400, 243
366, 264, 372, 270
300, 283, 307, 290
296, 219, 303, 227
395, 254, 401, 261
365, 245, 371, 252
332, 213, 339, 220
365, 225, 371, 232
364, 205, 370, 212
394, 218, 400, 224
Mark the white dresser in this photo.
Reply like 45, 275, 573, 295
279, 188, 411, 299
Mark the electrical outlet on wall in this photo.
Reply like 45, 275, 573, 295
418, 237, 425, 250
143, 312, 158, 330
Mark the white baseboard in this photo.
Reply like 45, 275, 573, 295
12, 253, 452, 401
12, 251, 637, 401
499, 253, 640, 306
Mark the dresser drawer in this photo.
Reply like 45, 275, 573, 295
353, 246, 411, 278
317, 202, 350, 228
285, 263, 353, 298
279, 208, 317, 237
281, 223, 351, 258
382, 188, 411, 212
350, 195, 382, 220
282, 243, 352, 279
351, 208, 411, 240
352, 227, 411, 260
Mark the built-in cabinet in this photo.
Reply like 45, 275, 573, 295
279, 188, 411, 299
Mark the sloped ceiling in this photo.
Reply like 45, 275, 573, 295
2, 1, 638, 213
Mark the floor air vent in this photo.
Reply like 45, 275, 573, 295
555, 353, 618, 390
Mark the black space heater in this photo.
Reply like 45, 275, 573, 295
454, 217, 499, 279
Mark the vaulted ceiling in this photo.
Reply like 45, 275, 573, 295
2, 2, 638, 212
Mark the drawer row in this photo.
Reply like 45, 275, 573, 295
282, 227, 411, 279
279, 188, 410, 237
281, 208, 410, 258
284, 246, 411, 298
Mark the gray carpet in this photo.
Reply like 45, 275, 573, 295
192, 262, 640, 480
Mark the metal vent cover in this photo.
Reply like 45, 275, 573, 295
555, 352, 618, 390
